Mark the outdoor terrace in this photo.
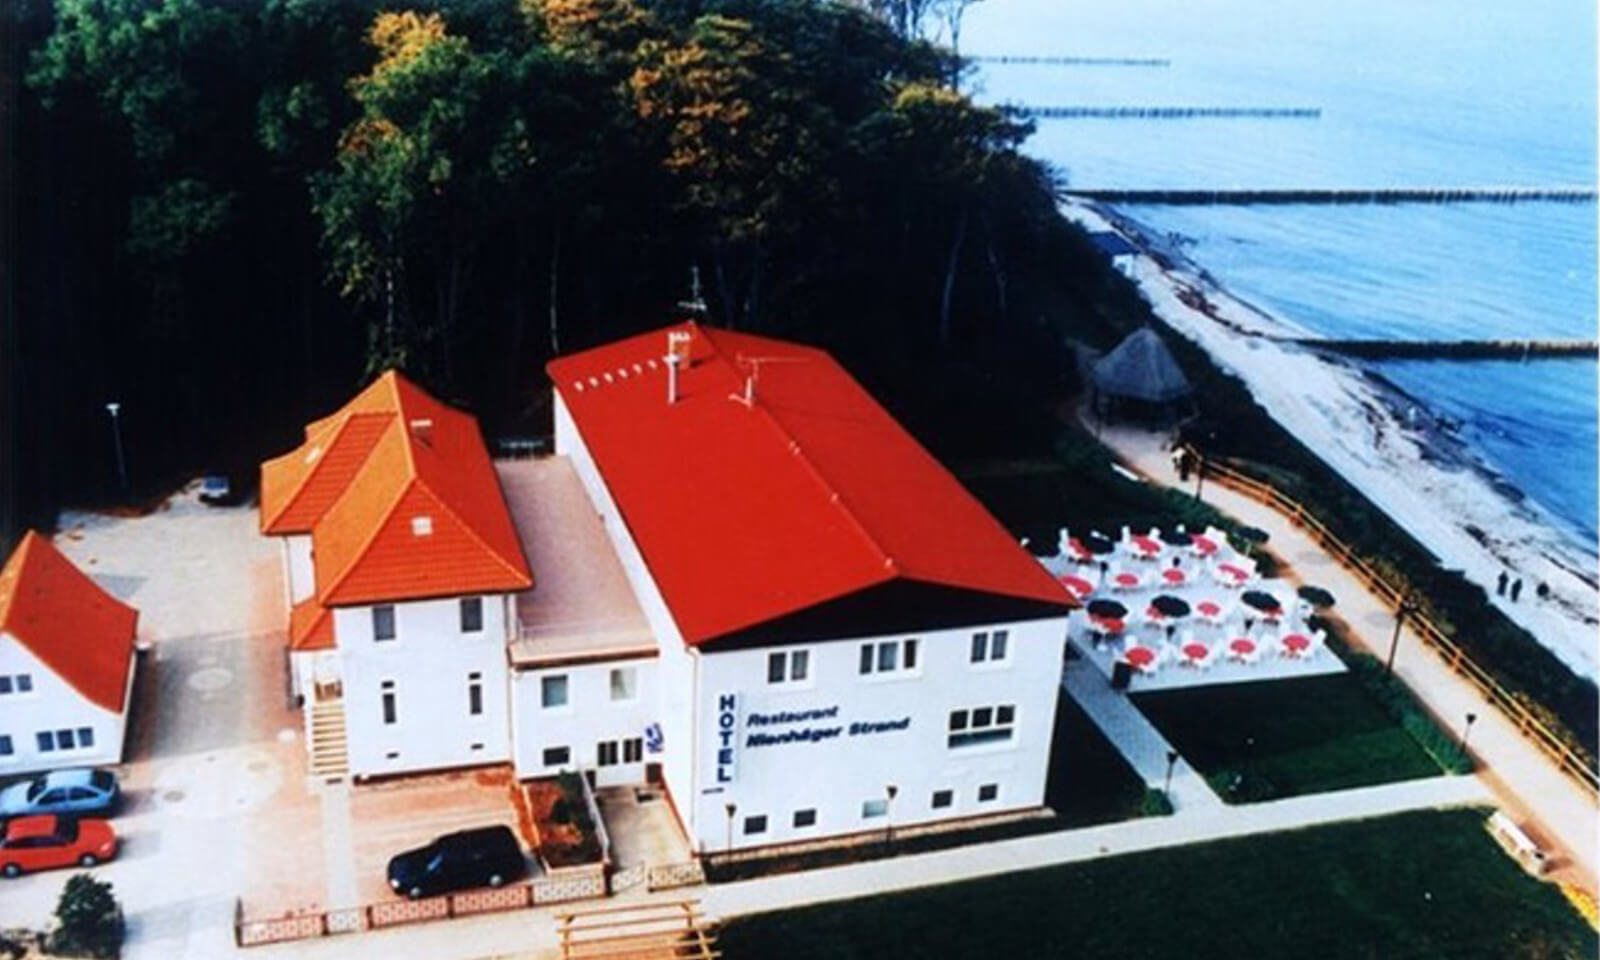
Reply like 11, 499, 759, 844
496, 457, 658, 667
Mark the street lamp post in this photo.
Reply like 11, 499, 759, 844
884, 784, 898, 852
1193, 449, 1205, 502
1386, 597, 1418, 676
105, 402, 128, 492
1163, 749, 1179, 798
724, 801, 736, 861
1460, 713, 1478, 763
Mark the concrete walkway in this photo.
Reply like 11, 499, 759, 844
241, 775, 1488, 960
1062, 656, 1224, 811
1090, 415, 1599, 889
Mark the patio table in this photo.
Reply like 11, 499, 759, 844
1113, 572, 1142, 589
1124, 646, 1157, 668
1191, 535, 1219, 556
1282, 633, 1311, 655
1228, 637, 1256, 656
1216, 563, 1251, 584
1059, 574, 1096, 599
1182, 643, 1208, 662
1130, 535, 1162, 557
1161, 568, 1187, 585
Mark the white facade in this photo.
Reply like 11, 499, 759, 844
0, 633, 131, 776
551, 391, 1069, 853
284, 535, 315, 605
510, 657, 660, 785
332, 594, 515, 778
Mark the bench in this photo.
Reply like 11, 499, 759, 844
1487, 810, 1548, 875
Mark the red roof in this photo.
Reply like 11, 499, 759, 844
289, 597, 335, 651
0, 532, 137, 713
547, 322, 1072, 646
260, 371, 533, 606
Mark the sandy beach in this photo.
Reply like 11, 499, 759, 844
1064, 199, 1599, 683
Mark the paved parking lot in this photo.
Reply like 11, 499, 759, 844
0, 484, 294, 960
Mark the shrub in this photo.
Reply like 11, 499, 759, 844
1139, 788, 1174, 817
1337, 644, 1475, 775
50, 874, 124, 959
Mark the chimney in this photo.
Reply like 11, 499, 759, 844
409, 418, 434, 445
665, 331, 692, 405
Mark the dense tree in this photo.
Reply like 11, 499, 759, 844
5, 0, 1148, 551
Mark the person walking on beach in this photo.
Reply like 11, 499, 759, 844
1511, 578, 1523, 603
1537, 581, 1550, 601
1497, 571, 1508, 597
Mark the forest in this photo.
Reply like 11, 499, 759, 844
0, 0, 1149, 548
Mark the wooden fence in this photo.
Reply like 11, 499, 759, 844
234, 864, 606, 948
1184, 447, 1599, 794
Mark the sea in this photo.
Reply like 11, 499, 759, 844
963, 0, 1599, 556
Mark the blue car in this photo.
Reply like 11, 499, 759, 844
0, 770, 121, 820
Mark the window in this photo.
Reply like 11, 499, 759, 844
381, 681, 397, 725
543, 746, 570, 767
598, 740, 619, 766
766, 650, 810, 685
36, 732, 53, 752
743, 815, 767, 835
460, 597, 483, 633
77, 728, 94, 749
55, 729, 75, 750
0, 674, 32, 695
931, 789, 953, 809
373, 605, 397, 642
793, 808, 817, 828
541, 674, 569, 709
15, 675, 30, 693
0, 677, 9, 695
859, 640, 919, 677
971, 629, 1011, 664
468, 673, 483, 716
0, 735, 12, 757
861, 798, 889, 819
947, 704, 1017, 748
978, 783, 1000, 803
623, 738, 643, 764
609, 667, 637, 702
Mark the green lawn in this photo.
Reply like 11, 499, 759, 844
1133, 674, 1445, 802
1046, 682, 1149, 827
717, 809, 1595, 959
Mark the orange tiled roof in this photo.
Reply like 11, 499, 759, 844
259, 371, 533, 607
289, 597, 335, 651
0, 532, 137, 713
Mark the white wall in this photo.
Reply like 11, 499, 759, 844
690, 617, 1067, 853
333, 594, 514, 777
509, 657, 660, 784
554, 392, 701, 824
285, 536, 315, 605
0, 633, 128, 775
555, 388, 1069, 852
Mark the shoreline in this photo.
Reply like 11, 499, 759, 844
1065, 198, 1600, 683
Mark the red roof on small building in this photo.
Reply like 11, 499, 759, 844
259, 371, 533, 607
0, 532, 137, 713
548, 322, 1072, 646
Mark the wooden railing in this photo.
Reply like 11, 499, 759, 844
1185, 446, 1600, 795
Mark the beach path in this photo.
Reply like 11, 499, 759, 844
1086, 412, 1599, 892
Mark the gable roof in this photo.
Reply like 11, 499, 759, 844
259, 371, 533, 606
1092, 327, 1193, 403
547, 322, 1073, 647
0, 532, 137, 713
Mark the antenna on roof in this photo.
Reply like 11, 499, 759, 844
727, 354, 805, 410
676, 265, 708, 317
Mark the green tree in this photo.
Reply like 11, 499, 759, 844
51, 873, 124, 959
312, 10, 535, 379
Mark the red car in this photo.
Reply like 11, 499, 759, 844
0, 815, 118, 877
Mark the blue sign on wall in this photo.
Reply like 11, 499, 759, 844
715, 692, 739, 783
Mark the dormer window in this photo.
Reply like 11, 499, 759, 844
411, 515, 433, 537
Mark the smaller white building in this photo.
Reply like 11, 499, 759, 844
0, 531, 139, 776
259, 371, 533, 780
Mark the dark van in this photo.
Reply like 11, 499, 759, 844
386, 825, 527, 899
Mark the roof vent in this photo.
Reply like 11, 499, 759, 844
665, 331, 693, 405
411, 515, 434, 537
409, 418, 434, 445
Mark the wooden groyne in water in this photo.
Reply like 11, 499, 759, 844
970, 55, 1171, 67
1013, 105, 1320, 119
1069, 187, 1597, 205
1293, 338, 1599, 360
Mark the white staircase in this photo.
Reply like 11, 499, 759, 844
308, 700, 350, 783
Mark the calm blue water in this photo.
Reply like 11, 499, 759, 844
964, 0, 1598, 552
